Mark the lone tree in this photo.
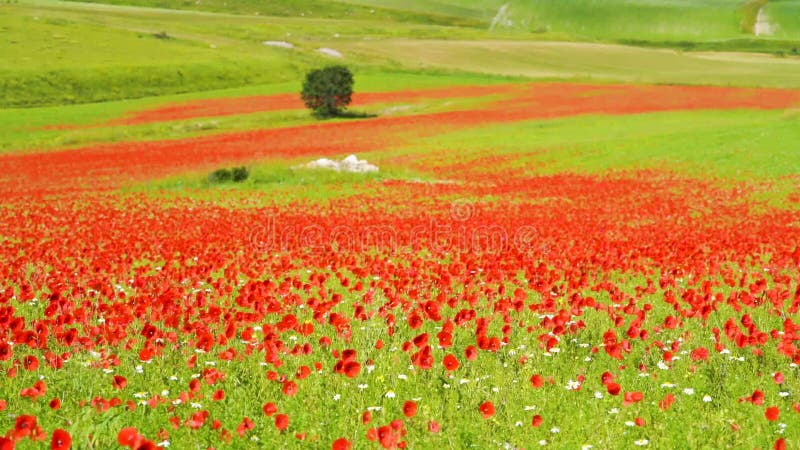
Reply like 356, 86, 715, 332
301, 65, 354, 117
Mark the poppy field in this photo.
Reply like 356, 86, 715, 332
1, 77, 800, 450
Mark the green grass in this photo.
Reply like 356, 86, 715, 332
129, 159, 432, 204
60, 0, 778, 42
767, 0, 800, 40
398, 109, 800, 180
508, 0, 743, 41
3, 0, 800, 108
0, 0, 512, 107
62, 0, 488, 26
0, 2, 313, 107
334, 39, 800, 88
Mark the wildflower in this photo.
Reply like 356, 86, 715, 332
479, 401, 495, 419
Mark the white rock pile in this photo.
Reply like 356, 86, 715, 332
317, 47, 343, 58
263, 41, 294, 49
302, 155, 379, 173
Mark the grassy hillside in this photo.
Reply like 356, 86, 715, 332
66, 0, 800, 42
3, 0, 800, 108
767, 1, 800, 40
334, 39, 800, 88
0, 0, 521, 107
402, 109, 800, 181
58, 0, 487, 26
347, 0, 745, 39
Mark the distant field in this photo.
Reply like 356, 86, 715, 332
3, 0, 800, 108
63, 0, 800, 42
767, 1, 800, 40
334, 39, 800, 88
398, 109, 800, 182
0, 0, 504, 107
60, 0, 488, 26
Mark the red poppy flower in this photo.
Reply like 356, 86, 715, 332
606, 382, 621, 396
530, 374, 544, 388
275, 414, 289, 431
623, 391, 644, 406
403, 401, 417, 418
478, 401, 495, 419
690, 347, 709, 362
465, 346, 478, 361
15, 415, 37, 435
531, 415, 543, 427
428, 420, 441, 433
766, 406, 780, 421
659, 394, 675, 411
49, 398, 61, 410
112, 375, 127, 390
236, 417, 255, 437
263, 402, 278, 416
213, 390, 225, 401
117, 427, 140, 447
51, 429, 71, 450
332, 438, 352, 450
344, 361, 361, 378
282, 381, 298, 396
296, 365, 311, 380
23, 355, 39, 371
0, 437, 14, 450
774, 372, 784, 384
362, 411, 372, 424
442, 354, 459, 371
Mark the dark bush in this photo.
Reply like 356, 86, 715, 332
208, 168, 232, 183
301, 65, 354, 118
208, 166, 249, 184
231, 166, 249, 182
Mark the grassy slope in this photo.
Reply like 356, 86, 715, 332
767, 1, 800, 40
398, 109, 800, 181
4, 0, 800, 108
0, 0, 505, 108
58, 0, 761, 40
59, 0, 488, 26
0, 2, 307, 107
333, 40, 800, 88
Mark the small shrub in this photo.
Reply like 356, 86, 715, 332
231, 166, 249, 182
153, 31, 172, 40
208, 166, 249, 184
208, 168, 232, 184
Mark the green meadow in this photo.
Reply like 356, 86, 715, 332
3, 0, 800, 108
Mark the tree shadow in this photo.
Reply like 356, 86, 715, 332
313, 110, 378, 120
